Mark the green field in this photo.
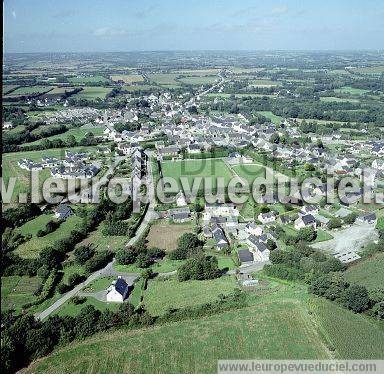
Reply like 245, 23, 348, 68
231, 163, 266, 185
257, 111, 282, 124
250, 79, 281, 87
73, 87, 113, 100
5, 85, 53, 97
161, 159, 233, 190
312, 298, 384, 359
334, 86, 370, 95
17, 213, 57, 237
54, 296, 119, 317
110, 74, 144, 84
148, 73, 181, 86
26, 292, 331, 373
179, 76, 218, 85
344, 253, 384, 293
76, 223, 127, 253
21, 127, 105, 147
1, 276, 42, 312
68, 75, 110, 84
320, 96, 360, 103
143, 276, 239, 316
3, 84, 19, 94
15, 215, 83, 258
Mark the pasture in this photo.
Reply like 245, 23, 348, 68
148, 73, 181, 87
21, 127, 105, 147
1, 276, 42, 312
26, 293, 332, 373
179, 76, 218, 85
142, 276, 239, 316
231, 163, 266, 185
320, 96, 360, 103
110, 74, 144, 84
344, 253, 384, 292
5, 85, 53, 97
68, 75, 109, 84
250, 79, 281, 87
334, 86, 370, 95
146, 220, 193, 251
161, 158, 233, 190
312, 298, 384, 359
76, 223, 127, 252
73, 87, 113, 100
257, 110, 282, 124
15, 215, 83, 259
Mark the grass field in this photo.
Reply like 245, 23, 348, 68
83, 276, 116, 293
54, 296, 120, 317
313, 229, 333, 243
68, 75, 109, 84
320, 96, 360, 103
143, 276, 239, 316
72, 87, 113, 100
21, 127, 105, 147
250, 79, 281, 87
257, 111, 282, 124
311, 297, 384, 359
344, 253, 384, 293
17, 213, 57, 237
110, 74, 144, 84
76, 223, 127, 253
1, 276, 42, 312
122, 84, 158, 92
15, 215, 83, 258
231, 163, 266, 185
161, 159, 233, 190
179, 76, 218, 85
148, 73, 181, 86
334, 86, 370, 95
5, 85, 53, 97
146, 221, 193, 251
113, 257, 186, 274
3, 84, 19, 94
26, 290, 333, 373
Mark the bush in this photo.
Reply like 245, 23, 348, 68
116, 247, 137, 265
169, 233, 202, 260
177, 255, 220, 281
71, 296, 86, 305
84, 251, 113, 273
74, 245, 95, 265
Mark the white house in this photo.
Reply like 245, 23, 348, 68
247, 235, 270, 261
372, 159, 384, 171
245, 222, 263, 236
257, 212, 276, 224
106, 277, 130, 302
176, 191, 187, 207
300, 205, 319, 216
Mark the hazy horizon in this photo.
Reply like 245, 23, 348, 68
4, 0, 384, 53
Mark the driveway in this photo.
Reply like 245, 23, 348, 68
312, 222, 378, 254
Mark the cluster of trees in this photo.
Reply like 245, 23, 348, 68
102, 197, 133, 236
3, 122, 68, 152
2, 203, 42, 231
36, 219, 62, 237
168, 233, 203, 260
177, 255, 220, 281
264, 243, 346, 282
57, 273, 86, 294
1, 304, 154, 374
114, 121, 141, 133
265, 244, 383, 319
310, 273, 383, 318
115, 238, 165, 269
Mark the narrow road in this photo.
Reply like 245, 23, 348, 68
36, 154, 155, 320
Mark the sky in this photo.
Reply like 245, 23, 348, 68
3, 0, 384, 53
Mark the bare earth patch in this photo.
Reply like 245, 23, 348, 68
146, 221, 193, 251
